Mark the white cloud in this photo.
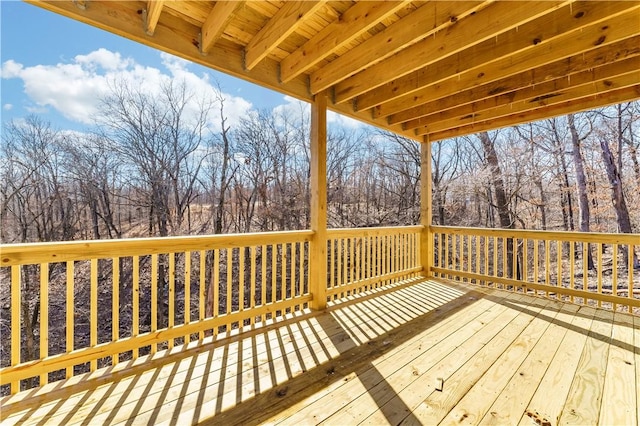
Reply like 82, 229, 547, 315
75, 48, 133, 71
1, 48, 253, 130
3, 103, 13, 111
273, 96, 309, 122
328, 111, 363, 130
0, 60, 24, 78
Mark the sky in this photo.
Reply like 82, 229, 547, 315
0, 1, 362, 133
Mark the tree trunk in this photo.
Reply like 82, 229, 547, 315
599, 133, 636, 268
479, 132, 516, 278
568, 114, 594, 270
535, 177, 547, 230
549, 119, 576, 232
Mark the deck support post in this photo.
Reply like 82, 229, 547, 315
310, 90, 328, 310
420, 138, 432, 278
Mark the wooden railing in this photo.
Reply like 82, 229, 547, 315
326, 226, 423, 300
0, 226, 423, 395
0, 231, 312, 394
8, 224, 633, 396
431, 226, 640, 313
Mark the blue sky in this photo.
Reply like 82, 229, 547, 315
1, 2, 361, 132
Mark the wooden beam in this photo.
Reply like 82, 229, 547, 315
335, 1, 567, 105
354, 1, 640, 110
310, 91, 328, 310
406, 58, 640, 132
162, 2, 210, 25
384, 36, 640, 123
427, 85, 640, 141
144, 0, 164, 36
279, 1, 406, 83
309, 1, 488, 94
200, 1, 243, 55
418, 70, 640, 135
73, 0, 88, 10
244, 1, 326, 71
420, 141, 432, 277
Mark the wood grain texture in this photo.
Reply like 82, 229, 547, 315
559, 309, 614, 424
24, 0, 640, 141
3, 278, 637, 425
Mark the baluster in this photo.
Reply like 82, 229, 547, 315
11, 265, 21, 393
91, 258, 99, 369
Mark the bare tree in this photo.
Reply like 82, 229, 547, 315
377, 132, 421, 225
0, 117, 73, 386
430, 138, 463, 226
533, 118, 576, 232
596, 104, 638, 268
479, 131, 517, 277
61, 133, 124, 239
516, 124, 548, 230
568, 114, 595, 270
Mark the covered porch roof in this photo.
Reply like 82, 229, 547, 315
27, 0, 640, 141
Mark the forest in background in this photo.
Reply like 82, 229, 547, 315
1, 79, 639, 243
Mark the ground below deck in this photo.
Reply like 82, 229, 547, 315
2, 278, 638, 425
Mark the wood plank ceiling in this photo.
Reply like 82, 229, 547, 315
28, 1, 640, 142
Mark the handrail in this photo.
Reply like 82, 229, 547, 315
5, 224, 632, 396
327, 225, 423, 238
0, 230, 314, 394
1, 230, 314, 266
430, 225, 639, 244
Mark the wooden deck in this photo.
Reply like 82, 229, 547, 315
2, 278, 638, 425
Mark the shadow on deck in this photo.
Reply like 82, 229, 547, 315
2, 278, 638, 425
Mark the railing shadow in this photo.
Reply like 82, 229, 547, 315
200, 278, 483, 425
1, 278, 469, 424
6, 278, 629, 425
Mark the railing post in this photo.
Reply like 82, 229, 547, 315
310, 90, 328, 310
420, 138, 432, 278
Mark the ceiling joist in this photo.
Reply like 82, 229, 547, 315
385, 35, 640, 125
279, 1, 407, 84
309, 1, 489, 95
416, 69, 640, 135
200, 1, 243, 55
405, 57, 640, 132
429, 85, 640, 141
144, 0, 164, 36
335, 0, 569, 105
355, 1, 640, 112
244, 1, 327, 71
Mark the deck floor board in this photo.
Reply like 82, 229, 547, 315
559, 309, 614, 425
360, 293, 537, 426
1, 278, 638, 426
307, 289, 517, 425
516, 305, 597, 426
599, 311, 637, 425
479, 302, 580, 425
